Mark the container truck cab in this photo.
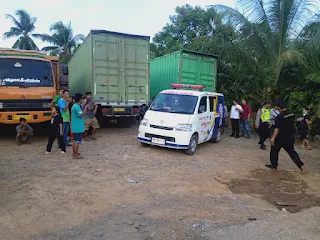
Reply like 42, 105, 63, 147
138, 84, 226, 155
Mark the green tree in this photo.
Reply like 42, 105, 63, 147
3, 9, 39, 50
151, 5, 265, 104
34, 21, 84, 63
210, 0, 320, 90
152, 2, 320, 116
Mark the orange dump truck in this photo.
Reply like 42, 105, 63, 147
0, 48, 68, 124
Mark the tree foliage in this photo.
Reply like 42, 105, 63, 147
152, 2, 319, 122
3, 10, 39, 50
34, 21, 85, 63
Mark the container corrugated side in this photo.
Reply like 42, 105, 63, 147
150, 52, 180, 98
68, 34, 93, 95
180, 52, 217, 91
150, 50, 217, 98
91, 32, 149, 105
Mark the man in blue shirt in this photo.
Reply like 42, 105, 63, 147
71, 93, 85, 159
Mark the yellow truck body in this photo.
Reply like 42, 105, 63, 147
0, 48, 64, 124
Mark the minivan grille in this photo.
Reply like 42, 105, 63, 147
150, 125, 174, 131
145, 133, 175, 142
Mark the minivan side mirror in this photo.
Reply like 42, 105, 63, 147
61, 65, 69, 75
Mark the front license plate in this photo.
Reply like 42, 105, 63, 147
152, 137, 165, 145
114, 108, 125, 112
14, 115, 31, 120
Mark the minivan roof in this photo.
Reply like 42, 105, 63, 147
160, 89, 224, 97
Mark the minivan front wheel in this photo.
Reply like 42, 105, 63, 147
141, 142, 150, 147
185, 134, 197, 155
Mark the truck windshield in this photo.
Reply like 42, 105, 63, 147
150, 93, 198, 115
0, 58, 54, 87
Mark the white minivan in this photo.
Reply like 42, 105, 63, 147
137, 84, 226, 155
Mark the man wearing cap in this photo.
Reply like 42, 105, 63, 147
265, 102, 307, 173
256, 101, 271, 150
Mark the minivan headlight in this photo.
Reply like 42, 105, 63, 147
140, 119, 149, 126
42, 102, 51, 108
175, 124, 192, 132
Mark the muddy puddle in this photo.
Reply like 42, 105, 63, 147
228, 169, 320, 213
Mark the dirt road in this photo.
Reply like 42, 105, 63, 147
0, 124, 320, 240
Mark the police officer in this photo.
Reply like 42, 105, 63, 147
265, 102, 307, 173
256, 101, 271, 150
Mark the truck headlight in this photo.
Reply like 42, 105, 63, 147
0, 102, 3, 109
140, 119, 149, 126
175, 124, 192, 132
42, 102, 51, 108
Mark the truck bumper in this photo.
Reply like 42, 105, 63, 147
100, 105, 141, 118
0, 111, 52, 124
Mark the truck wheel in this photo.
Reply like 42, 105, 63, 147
185, 134, 197, 155
211, 128, 221, 143
141, 142, 150, 147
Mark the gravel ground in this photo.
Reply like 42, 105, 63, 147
0, 123, 320, 240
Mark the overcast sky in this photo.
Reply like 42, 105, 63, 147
0, 0, 236, 49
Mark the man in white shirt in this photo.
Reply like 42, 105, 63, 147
230, 99, 243, 138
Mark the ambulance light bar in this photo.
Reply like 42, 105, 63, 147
170, 84, 206, 91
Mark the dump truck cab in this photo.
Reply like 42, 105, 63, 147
0, 48, 64, 124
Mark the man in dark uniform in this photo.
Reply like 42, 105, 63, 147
265, 102, 307, 173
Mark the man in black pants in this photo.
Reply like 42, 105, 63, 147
229, 99, 243, 138
265, 102, 307, 173
46, 106, 66, 154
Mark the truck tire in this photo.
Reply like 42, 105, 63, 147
211, 128, 221, 143
185, 134, 197, 155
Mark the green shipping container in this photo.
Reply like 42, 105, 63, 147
68, 30, 150, 108
150, 50, 218, 99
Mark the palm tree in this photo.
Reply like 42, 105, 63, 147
210, 0, 320, 88
3, 9, 39, 50
34, 21, 84, 58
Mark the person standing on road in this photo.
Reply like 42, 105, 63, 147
240, 98, 252, 138
82, 92, 99, 140
265, 102, 307, 173
57, 90, 71, 146
51, 89, 64, 108
71, 93, 86, 159
230, 99, 243, 138
299, 108, 312, 150
256, 101, 271, 150
45, 106, 66, 154
270, 102, 280, 135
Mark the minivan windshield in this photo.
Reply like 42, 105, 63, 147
150, 93, 198, 115
0, 58, 54, 87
